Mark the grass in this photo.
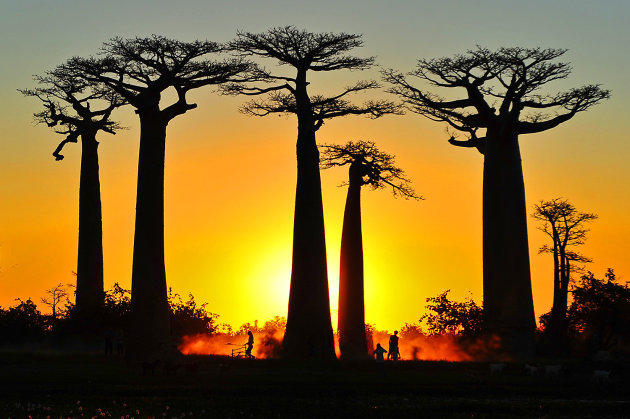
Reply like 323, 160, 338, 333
1, 352, 628, 418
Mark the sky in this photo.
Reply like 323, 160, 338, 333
0, 0, 629, 332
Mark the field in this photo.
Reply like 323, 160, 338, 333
1, 352, 629, 418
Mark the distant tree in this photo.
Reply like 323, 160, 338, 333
227, 26, 399, 359
237, 320, 262, 335
384, 47, 609, 357
532, 198, 597, 344
262, 316, 287, 334
0, 299, 46, 343
65, 36, 252, 360
567, 269, 630, 351
103, 282, 132, 321
399, 322, 425, 340
40, 283, 71, 325
167, 289, 219, 341
421, 290, 483, 339
20, 66, 124, 314
320, 140, 420, 359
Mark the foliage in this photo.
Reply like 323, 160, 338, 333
566, 269, 630, 348
421, 290, 483, 339
399, 322, 425, 341
384, 46, 610, 148
226, 26, 400, 129
0, 298, 46, 343
319, 140, 421, 199
168, 289, 219, 341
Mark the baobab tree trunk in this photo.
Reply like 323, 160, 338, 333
482, 132, 536, 358
283, 72, 335, 359
75, 132, 104, 313
128, 112, 172, 361
337, 162, 368, 360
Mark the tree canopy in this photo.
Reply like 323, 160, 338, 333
320, 140, 420, 199
383, 46, 610, 151
226, 26, 400, 130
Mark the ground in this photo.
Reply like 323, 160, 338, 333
1, 352, 628, 418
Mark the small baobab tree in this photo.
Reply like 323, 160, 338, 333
40, 283, 72, 325
532, 198, 597, 344
383, 47, 609, 357
65, 36, 253, 360
227, 26, 400, 359
20, 65, 124, 315
320, 140, 420, 359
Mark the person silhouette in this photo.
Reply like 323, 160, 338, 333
388, 330, 400, 361
245, 330, 254, 359
373, 343, 387, 363
104, 329, 114, 356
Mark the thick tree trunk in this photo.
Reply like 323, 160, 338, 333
283, 71, 335, 359
482, 133, 536, 358
128, 112, 172, 361
338, 162, 368, 360
75, 132, 104, 313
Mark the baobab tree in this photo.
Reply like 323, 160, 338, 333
227, 27, 399, 359
532, 198, 597, 346
40, 283, 71, 325
65, 36, 252, 360
384, 47, 609, 356
20, 65, 124, 315
320, 140, 420, 359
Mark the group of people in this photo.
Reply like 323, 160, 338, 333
373, 330, 400, 362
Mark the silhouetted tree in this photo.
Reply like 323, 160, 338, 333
227, 27, 399, 359
65, 36, 252, 360
320, 140, 420, 359
568, 269, 630, 351
167, 289, 219, 341
20, 66, 124, 315
421, 290, 483, 339
532, 198, 597, 345
0, 299, 46, 344
384, 47, 610, 357
40, 283, 71, 325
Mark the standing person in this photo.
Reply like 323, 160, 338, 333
388, 330, 400, 361
373, 343, 387, 362
245, 331, 255, 359
373, 343, 388, 376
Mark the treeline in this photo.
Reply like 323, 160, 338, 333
2, 268, 628, 357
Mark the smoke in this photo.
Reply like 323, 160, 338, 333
179, 329, 284, 359
180, 325, 503, 361
370, 328, 504, 362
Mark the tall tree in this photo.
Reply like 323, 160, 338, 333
384, 47, 609, 357
227, 27, 399, 359
65, 36, 252, 360
532, 198, 597, 345
320, 140, 419, 359
20, 66, 123, 315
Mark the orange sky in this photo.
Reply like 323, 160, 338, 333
1, 1, 629, 332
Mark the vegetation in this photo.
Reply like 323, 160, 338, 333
532, 198, 597, 351
384, 47, 610, 358
227, 26, 399, 359
421, 290, 483, 339
20, 65, 125, 315
16, 30, 620, 367
320, 140, 419, 359
63, 35, 253, 360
